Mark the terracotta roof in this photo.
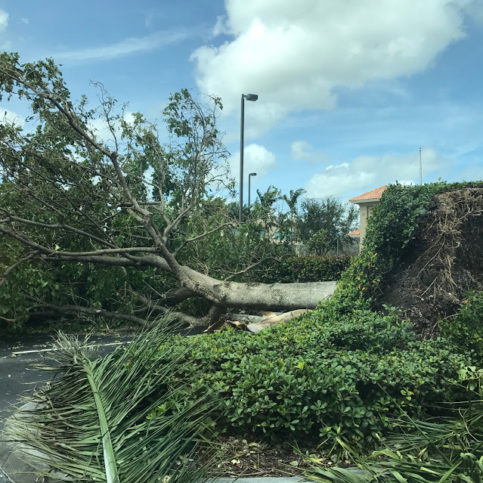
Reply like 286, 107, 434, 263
348, 228, 360, 237
349, 185, 387, 203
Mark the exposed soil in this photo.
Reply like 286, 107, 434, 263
205, 436, 346, 478
382, 188, 482, 336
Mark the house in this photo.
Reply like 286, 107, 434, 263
348, 186, 387, 250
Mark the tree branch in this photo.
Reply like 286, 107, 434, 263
224, 256, 281, 282
0, 315, 17, 324
131, 292, 208, 328
0, 250, 38, 287
141, 283, 195, 305
0, 226, 171, 270
174, 222, 234, 256
1, 212, 115, 248
31, 301, 149, 326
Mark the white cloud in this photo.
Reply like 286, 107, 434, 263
291, 141, 327, 163
213, 15, 229, 36
1, 108, 25, 127
21, 17, 29, 25
0, 10, 8, 32
54, 30, 188, 63
228, 143, 276, 179
305, 148, 447, 198
192, 0, 470, 133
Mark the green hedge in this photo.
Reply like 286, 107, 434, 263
247, 255, 352, 283
145, 310, 469, 449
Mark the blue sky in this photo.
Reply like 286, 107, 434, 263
1, 0, 482, 204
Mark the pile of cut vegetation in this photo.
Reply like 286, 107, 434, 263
381, 187, 482, 335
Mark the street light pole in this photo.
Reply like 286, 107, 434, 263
248, 172, 257, 211
239, 93, 258, 223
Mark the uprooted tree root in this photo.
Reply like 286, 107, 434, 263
382, 188, 482, 336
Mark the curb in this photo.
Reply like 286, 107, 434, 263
0, 403, 49, 483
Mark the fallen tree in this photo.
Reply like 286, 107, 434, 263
0, 54, 335, 330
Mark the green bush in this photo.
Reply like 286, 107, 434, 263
441, 291, 483, 364
147, 310, 469, 449
248, 255, 352, 283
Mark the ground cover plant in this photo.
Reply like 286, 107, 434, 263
441, 290, 483, 365
141, 182, 482, 475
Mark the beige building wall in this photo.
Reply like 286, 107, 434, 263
349, 186, 387, 252
358, 201, 378, 248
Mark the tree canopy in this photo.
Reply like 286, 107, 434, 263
298, 197, 358, 254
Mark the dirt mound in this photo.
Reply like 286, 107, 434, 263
382, 188, 482, 336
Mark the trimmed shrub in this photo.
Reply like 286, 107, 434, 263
146, 310, 469, 449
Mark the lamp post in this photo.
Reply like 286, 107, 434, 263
248, 172, 257, 210
239, 93, 258, 222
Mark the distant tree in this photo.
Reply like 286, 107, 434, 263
251, 186, 282, 239
282, 188, 306, 242
283, 188, 306, 218
298, 197, 358, 253
307, 228, 331, 255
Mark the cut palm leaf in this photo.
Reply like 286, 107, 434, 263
6, 323, 217, 482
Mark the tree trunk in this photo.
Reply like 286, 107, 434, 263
179, 266, 336, 310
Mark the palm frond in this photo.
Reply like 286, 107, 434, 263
6, 323, 217, 482
305, 397, 483, 483
306, 466, 373, 482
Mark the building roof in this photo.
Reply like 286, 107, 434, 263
348, 228, 360, 237
349, 185, 387, 203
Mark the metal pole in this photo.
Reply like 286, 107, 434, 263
419, 147, 422, 185
239, 95, 245, 223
